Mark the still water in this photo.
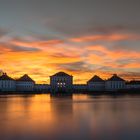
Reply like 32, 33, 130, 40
0, 94, 140, 140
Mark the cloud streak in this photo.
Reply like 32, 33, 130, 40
71, 33, 140, 42
0, 32, 139, 83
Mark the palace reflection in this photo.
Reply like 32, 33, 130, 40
0, 94, 140, 140
50, 94, 73, 118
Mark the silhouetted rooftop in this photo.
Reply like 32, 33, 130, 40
52, 72, 72, 77
107, 74, 125, 81
0, 73, 14, 81
88, 75, 104, 83
17, 74, 35, 82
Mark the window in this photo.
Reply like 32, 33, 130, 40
57, 82, 66, 88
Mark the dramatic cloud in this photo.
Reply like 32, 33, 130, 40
0, 43, 40, 53
71, 33, 140, 42
0, 0, 140, 83
0, 35, 140, 83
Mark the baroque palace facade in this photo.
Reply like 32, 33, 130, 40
0, 71, 140, 93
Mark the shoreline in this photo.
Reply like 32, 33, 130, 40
0, 90, 140, 96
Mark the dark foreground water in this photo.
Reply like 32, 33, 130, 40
0, 94, 140, 140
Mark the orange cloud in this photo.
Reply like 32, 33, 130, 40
0, 35, 140, 83
71, 33, 140, 42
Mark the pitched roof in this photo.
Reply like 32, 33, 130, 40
88, 75, 104, 83
17, 74, 35, 82
0, 73, 14, 81
52, 72, 72, 77
107, 74, 125, 81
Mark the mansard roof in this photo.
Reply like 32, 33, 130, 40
88, 75, 104, 83
0, 73, 14, 81
17, 74, 35, 82
51, 72, 72, 77
107, 74, 125, 81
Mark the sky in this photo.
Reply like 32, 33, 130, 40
0, 0, 140, 83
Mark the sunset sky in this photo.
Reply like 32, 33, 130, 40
0, 0, 140, 83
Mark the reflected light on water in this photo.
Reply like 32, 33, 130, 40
0, 94, 140, 140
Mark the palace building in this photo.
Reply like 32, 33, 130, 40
16, 74, 35, 92
0, 73, 16, 92
87, 75, 105, 91
0, 71, 139, 93
105, 74, 125, 91
50, 72, 73, 93
126, 81, 140, 89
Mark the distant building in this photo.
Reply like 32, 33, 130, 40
16, 74, 35, 92
0, 71, 139, 93
87, 75, 105, 91
34, 84, 50, 92
73, 84, 87, 92
50, 72, 73, 93
126, 81, 140, 89
105, 74, 125, 91
0, 73, 16, 92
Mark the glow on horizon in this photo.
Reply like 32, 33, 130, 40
0, 0, 140, 83
0, 32, 140, 84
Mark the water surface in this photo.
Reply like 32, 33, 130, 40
0, 94, 140, 140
